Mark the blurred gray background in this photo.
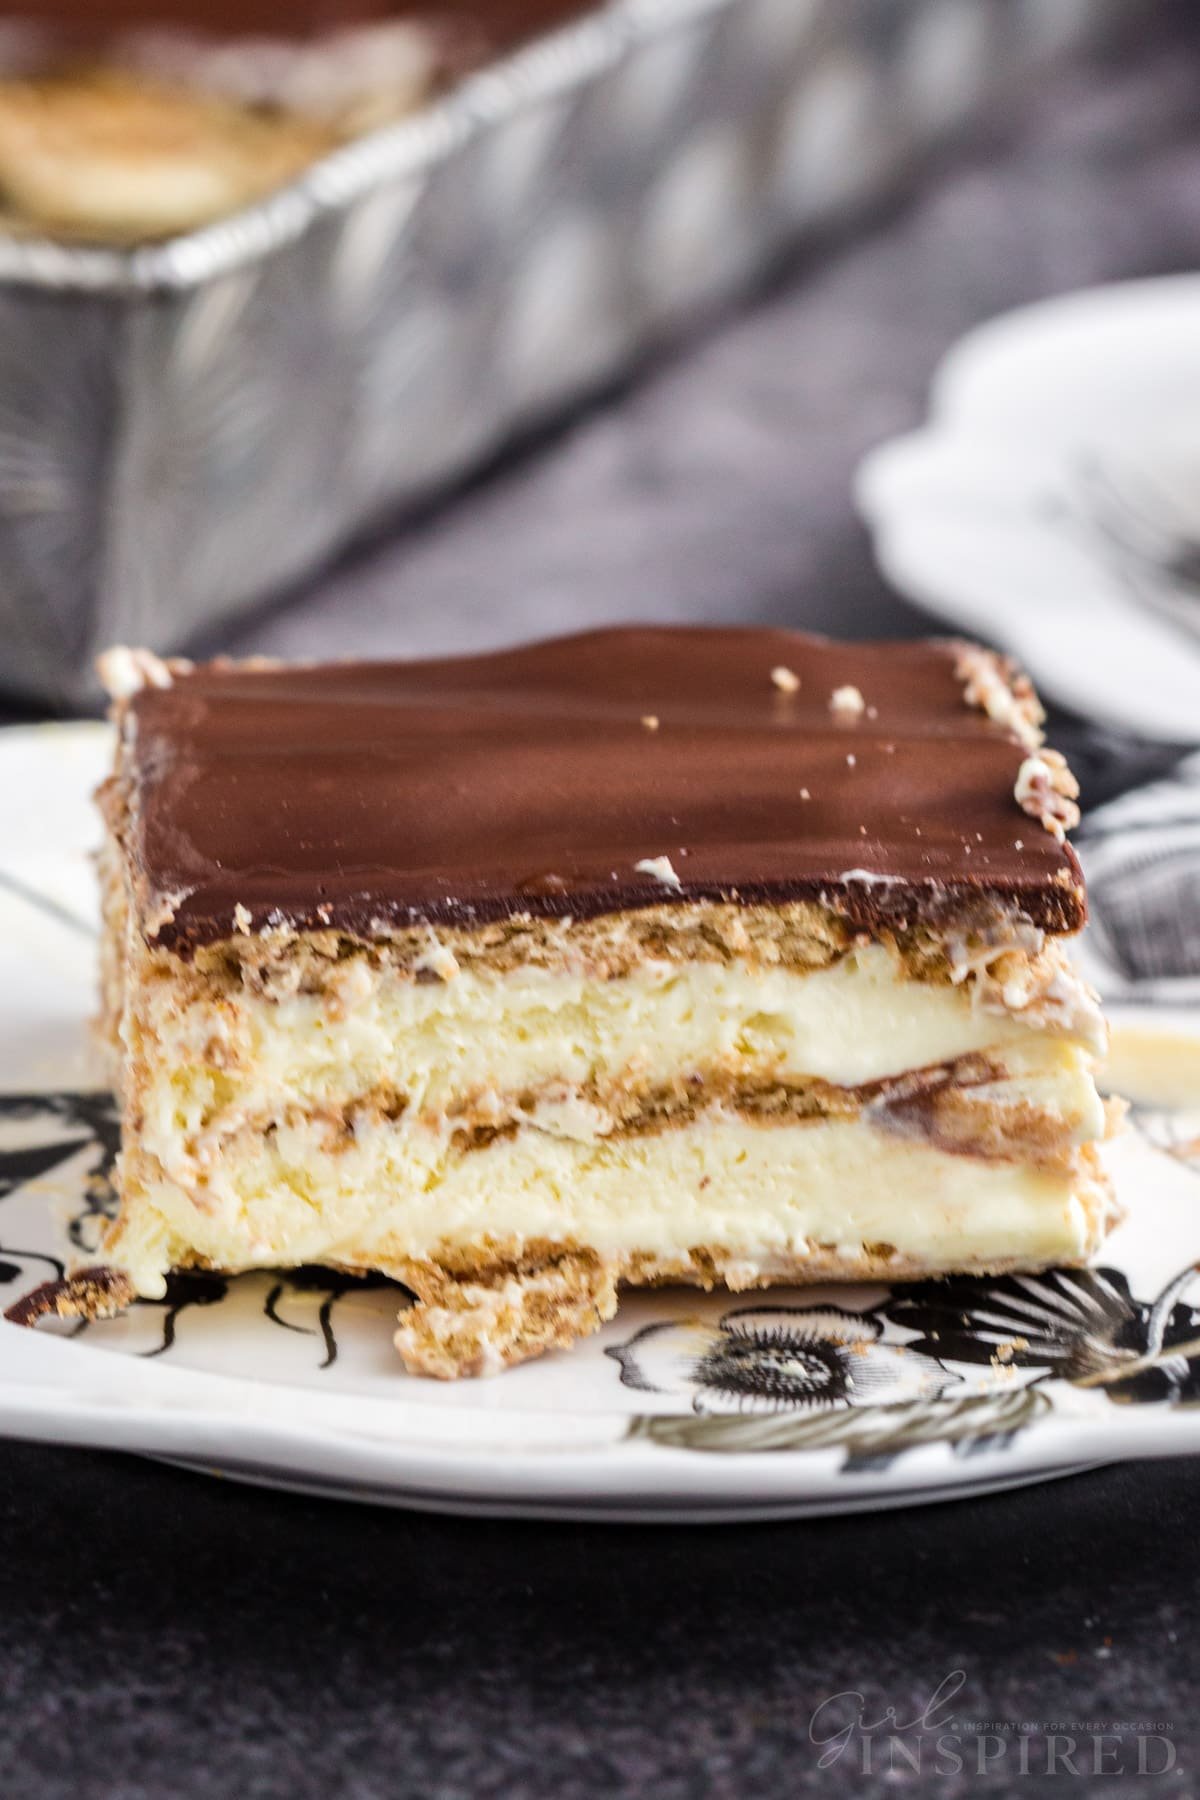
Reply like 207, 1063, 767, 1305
204, 2, 1200, 671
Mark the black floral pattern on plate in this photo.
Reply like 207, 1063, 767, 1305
609, 1304, 958, 1415
0, 1092, 398, 1364
611, 1303, 1054, 1469
82, 1264, 392, 1364
886, 1264, 1200, 1407
0, 1091, 118, 1223
262, 1266, 395, 1369
616, 1261, 1200, 1465
0, 1092, 121, 1314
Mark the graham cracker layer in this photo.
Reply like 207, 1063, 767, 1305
136, 1051, 1097, 1173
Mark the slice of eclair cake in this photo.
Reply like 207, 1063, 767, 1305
63, 627, 1116, 1377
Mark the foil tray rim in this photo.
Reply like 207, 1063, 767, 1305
0, 0, 734, 296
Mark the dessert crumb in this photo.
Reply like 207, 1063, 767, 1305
1015, 750, 1081, 841
771, 665, 800, 693
955, 644, 1044, 749
96, 644, 186, 699
640, 714, 660, 731
635, 854, 683, 891
830, 684, 866, 718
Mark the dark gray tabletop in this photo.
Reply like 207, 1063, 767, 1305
3, 10, 1200, 1796
0, 1446, 1195, 1798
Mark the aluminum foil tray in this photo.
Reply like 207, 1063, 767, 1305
0, 0, 1140, 705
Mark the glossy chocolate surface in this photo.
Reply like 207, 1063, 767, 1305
121, 627, 1086, 949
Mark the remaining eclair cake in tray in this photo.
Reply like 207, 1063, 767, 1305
0, 2, 599, 240
14, 627, 1119, 1377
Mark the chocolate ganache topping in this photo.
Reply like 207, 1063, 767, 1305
118, 626, 1087, 951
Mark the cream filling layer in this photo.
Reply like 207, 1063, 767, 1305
135, 944, 1100, 1158
111, 1113, 1103, 1300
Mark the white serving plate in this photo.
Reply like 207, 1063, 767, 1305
2, 722, 1199, 1521
856, 274, 1200, 746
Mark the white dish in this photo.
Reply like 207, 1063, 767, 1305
856, 275, 1200, 745
2, 723, 1200, 1521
